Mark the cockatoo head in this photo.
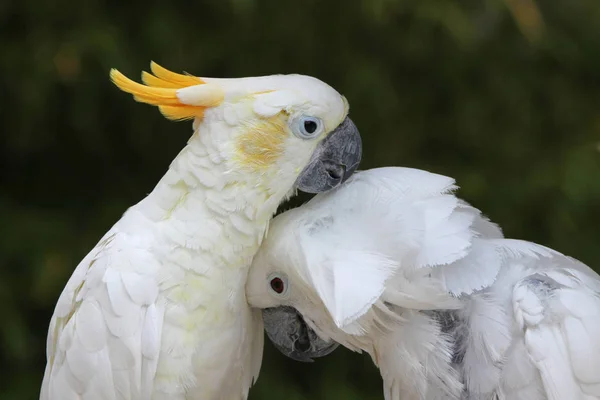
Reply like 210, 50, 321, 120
246, 205, 344, 362
245, 169, 412, 361
110, 62, 362, 196
246, 168, 494, 362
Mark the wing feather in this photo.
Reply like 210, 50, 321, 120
41, 230, 163, 400
141, 303, 164, 400
512, 268, 600, 399
243, 308, 264, 399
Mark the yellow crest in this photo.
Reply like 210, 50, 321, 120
110, 62, 222, 121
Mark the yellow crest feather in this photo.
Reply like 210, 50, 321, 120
110, 62, 209, 121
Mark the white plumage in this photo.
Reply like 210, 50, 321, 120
246, 167, 600, 400
41, 64, 361, 400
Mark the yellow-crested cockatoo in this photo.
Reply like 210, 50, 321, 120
246, 167, 600, 400
40, 62, 362, 400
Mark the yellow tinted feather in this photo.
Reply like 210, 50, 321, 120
110, 69, 181, 106
140, 71, 181, 89
150, 61, 204, 87
234, 113, 288, 170
158, 105, 204, 121
110, 62, 209, 121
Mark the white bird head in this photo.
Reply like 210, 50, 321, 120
246, 167, 502, 361
110, 63, 362, 198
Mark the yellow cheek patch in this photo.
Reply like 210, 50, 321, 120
234, 113, 289, 171
110, 61, 222, 121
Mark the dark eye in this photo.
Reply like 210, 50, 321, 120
270, 277, 285, 294
295, 116, 323, 139
303, 120, 317, 134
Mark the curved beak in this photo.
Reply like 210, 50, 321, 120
296, 116, 362, 194
262, 306, 340, 362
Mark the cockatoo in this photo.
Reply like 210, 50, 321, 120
246, 167, 600, 400
40, 62, 362, 400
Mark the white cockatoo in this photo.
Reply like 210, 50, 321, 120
40, 62, 362, 400
246, 167, 600, 400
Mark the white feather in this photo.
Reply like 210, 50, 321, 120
247, 167, 600, 400
308, 249, 399, 330
44, 70, 353, 399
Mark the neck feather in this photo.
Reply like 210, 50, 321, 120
131, 129, 286, 265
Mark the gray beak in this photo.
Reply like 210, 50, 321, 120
296, 116, 362, 194
262, 306, 340, 362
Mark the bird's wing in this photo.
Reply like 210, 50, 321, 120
243, 307, 264, 400
511, 251, 600, 400
41, 230, 163, 400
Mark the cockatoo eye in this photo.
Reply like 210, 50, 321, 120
294, 116, 323, 139
270, 278, 284, 293
303, 119, 318, 134
268, 273, 288, 295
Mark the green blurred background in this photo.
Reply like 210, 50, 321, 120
1, 0, 599, 398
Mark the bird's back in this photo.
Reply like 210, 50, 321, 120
456, 238, 600, 399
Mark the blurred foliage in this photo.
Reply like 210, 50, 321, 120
1, 0, 599, 398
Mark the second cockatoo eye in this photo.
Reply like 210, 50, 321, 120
268, 273, 288, 295
270, 278, 284, 293
294, 116, 324, 139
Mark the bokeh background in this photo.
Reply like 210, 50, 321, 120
1, 0, 599, 398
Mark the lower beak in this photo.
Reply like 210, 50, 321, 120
262, 306, 340, 362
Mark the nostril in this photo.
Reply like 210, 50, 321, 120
324, 163, 345, 180
294, 337, 311, 353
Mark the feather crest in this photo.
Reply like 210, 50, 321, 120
110, 62, 222, 121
